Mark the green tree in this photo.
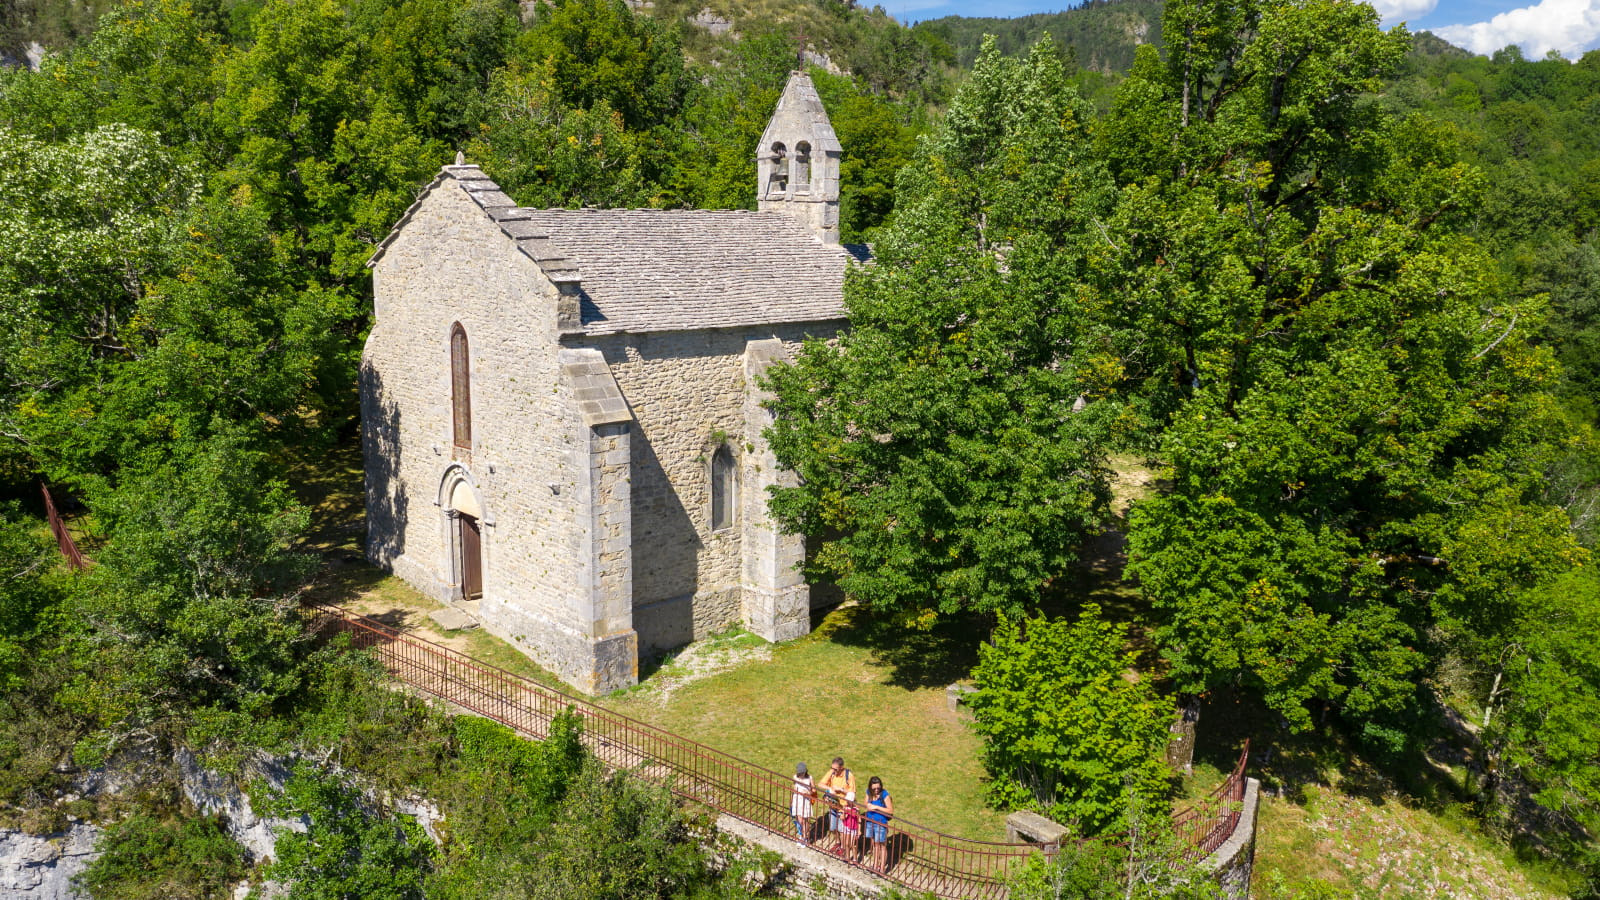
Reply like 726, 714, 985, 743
0, 0, 226, 151
1474, 568, 1600, 841
211, 0, 444, 279
467, 66, 649, 209
256, 765, 434, 900
765, 38, 1117, 621
968, 605, 1173, 835
428, 713, 719, 900
0, 502, 65, 693
811, 70, 913, 242
0, 125, 357, 488
1099, 0, 1584, 741
516, 0, 687, 132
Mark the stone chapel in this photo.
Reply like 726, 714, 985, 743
361, 72, 865, 693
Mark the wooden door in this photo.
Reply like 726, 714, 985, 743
459, 514, 483, 601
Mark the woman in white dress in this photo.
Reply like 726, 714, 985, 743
790, 761, 815, 845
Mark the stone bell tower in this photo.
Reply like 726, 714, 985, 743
757, 72, 842, 245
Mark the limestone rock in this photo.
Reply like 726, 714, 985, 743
0, 824, 102, 900
175, 748, 303, 864
691, 8, 732, 35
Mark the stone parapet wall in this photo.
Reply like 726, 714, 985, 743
1200, 777, 1261, 900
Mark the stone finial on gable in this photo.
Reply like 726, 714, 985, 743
757, 71, 842, 245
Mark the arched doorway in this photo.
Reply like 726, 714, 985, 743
441, 467, 489, 603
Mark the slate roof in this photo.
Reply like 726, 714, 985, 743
369, 164, 866, 337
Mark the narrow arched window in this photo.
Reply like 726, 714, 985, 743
711, 444, 737, 531
450, 323, 472, 450
794, 141, 811, 190
768, 142, 788, 195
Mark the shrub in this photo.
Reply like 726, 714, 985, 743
968, 604, 1173, 835
74, 814, 247, 900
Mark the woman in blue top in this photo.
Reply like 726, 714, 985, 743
863, 776, 895, 873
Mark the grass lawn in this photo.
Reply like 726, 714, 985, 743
609, 604, 1010, 842
1252, 783, 1576, 899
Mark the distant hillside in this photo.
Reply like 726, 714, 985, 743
913, 0, 1163, 73
644, 0, 956, 100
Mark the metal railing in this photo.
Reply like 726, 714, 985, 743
304, 602, 1249, 899
1171, 739, 1251, 860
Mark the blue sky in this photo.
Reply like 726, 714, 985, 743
891, 0, 1600, 59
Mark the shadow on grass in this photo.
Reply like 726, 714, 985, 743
810, 523, 1157, 693
815, 603, 988, 691
1191, 685, 1471, 816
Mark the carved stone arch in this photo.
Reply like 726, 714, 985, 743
437, 464, 493, 524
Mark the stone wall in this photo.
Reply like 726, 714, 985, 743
710, 814, 885, 900
1199, 777, 1261, 900
579, 324, 838, 656
364, 179, 596, 685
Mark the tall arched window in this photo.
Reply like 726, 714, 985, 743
450, 323, 472, 450
794, 141, 811, 190
711, 444, 737, 532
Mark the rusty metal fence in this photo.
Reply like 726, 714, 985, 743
1172, 738, 1251, 860
304, 602, 1249, 899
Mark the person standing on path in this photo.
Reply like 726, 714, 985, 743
864, 776, 894, 874
816, 756, 857, 855
791, 762, 815, 845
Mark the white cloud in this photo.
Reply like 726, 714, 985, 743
1432, 0, 1600, 58
1368, 0, 1439, 26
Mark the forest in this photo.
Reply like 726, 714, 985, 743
1, 0, 1599, 896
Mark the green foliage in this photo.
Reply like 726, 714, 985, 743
0, 124, 356, 486
57, 433, 322, 761
0, 517, 81, 807
0, 502, 66, 691
968, 605, 1172, 835
810, 69, 913, 243
916, 0, 1164, 73
1475, 568, 1600, 842
467, 67, 651, 209
428, 712, 725, 900
255, 765, 434, 900
1006, 793, 1222, 899
74, 814, 247, 900
516, 0, 687, 131
765, 38, 1116, 620
1098, 0, 1585, 739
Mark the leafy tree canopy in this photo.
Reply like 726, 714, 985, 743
765, 37, 1118, 622
1099, 0, 1585, 742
